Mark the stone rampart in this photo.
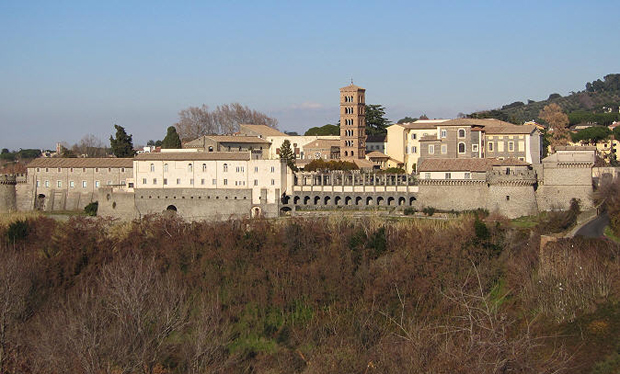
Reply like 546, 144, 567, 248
0, 175, 17, 213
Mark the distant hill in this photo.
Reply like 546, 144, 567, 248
468, 74, 620, 126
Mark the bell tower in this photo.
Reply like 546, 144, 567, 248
339, 83, 366, 159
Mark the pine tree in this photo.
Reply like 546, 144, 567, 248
279, 139, 297, 171
109, 125, 136, 158
161, 126, 182, 149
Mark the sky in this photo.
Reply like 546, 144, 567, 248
1, 0, 619, 150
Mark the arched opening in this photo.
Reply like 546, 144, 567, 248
377, 196, 384, 205
324, 196, 331, 205
166, 205, 177, 211
409, 196, 416, 206
345, 196, 352, 206
251, 207, 262, 218
35, 194, 46, 211
387, 197, 395, 206
313, 196, 320, 205
398, 197, 406, 206
294, 196, 300, 205
458, 142, 466, 154
335, 196, 342, 205
355, 196, 362, 206
304, 196, 310, 205
280, 207, 292, 216
366, 196, 373, 206
344, 151, 348, 157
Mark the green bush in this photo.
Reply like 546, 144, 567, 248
84, 201, 98, 216
7, 220, 29, 241
403, 207, 416, 215
422, 207, 436, 216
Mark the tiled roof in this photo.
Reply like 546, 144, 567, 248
185, 135, 271, 147
239, 124, 287, 137
402, 123, 439, 130
27, 158, 133, 168
135, 152, 251, 161
418, 158, 495, 172
366, 151, 389, 158
303, 139, 340, 149
340, 84, 365, 91
554, 146, 596, 152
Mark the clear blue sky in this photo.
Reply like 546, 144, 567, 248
1, 0, 618, 149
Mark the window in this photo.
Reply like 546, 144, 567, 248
152, 178, 157, 185
425, 173, 431, 179
405, 146, 409, 154
57, 180, 62, 188
458, 129, 466, 138
223, 179, 228, 186
254, 166, 258, 173
212, 179, 216, 185
254, 179, 258, 186
441, 129, 447, 138
236, 166, 240, 172
188, 163, 193, 172
121, 168, 125, 172
36, 180, 40, 187
82, 168, 86, 172
464, 172, 471, 179
445, 173, 451, 179
201, 179, 205, 185
412, 146, 417, 153
458, 142, 466, 154
45, 180, 49, 188
411, 133, 417, 140
70, 168, 74, 173
95, 181, 100, 188
271, 179, 275, 185
150, 163, 155, 172
488, 142, 494, 152
164, 163, 168, 172
202, 163, 207, 172
176, 178, 181, 185
57, 168, 61, 172
45, 168, 49, 172
508, 141, 514, 152
441, 145, 447, 154
82, 181, 87, 188
223, 164, 228, 172
518, 157, 525, 161
142, 178, 147, 185
429, 145, 435, 154
208, 146, 213, 152
190, 178, 194, 185
163, 178, 168, 185
270, 166, 275, 173
37, 168, 40, 172
95, 168, 99, 172
472, 144, 479, 152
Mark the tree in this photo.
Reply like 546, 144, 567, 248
1, 149, 8, 154
176, 103, 279, 141
304, 124, 339, 136
109, 125, 136, 158
397, 116, 417, 124
365, 104, 390, 135
161, 126, 182, 149
419, 114, 429, 120
72, 134, 107, 157
571, 126, 612, 144
279, 139, 296, 171
539, 104, 570, 152
59, 145, 77, 158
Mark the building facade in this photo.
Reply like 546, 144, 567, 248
340, 83, 366, 159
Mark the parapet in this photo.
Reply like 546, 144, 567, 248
486, 169, 537, 185
0, 175, 17, 185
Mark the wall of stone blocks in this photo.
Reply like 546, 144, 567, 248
15, 182, 32, 211
98, 188, 138, 220
415, 183, 488, 212
0, 183, 16, 214
536, 185, 594, 211
488, 185, 538, 218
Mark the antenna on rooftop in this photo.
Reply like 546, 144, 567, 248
350, 78, 354, 85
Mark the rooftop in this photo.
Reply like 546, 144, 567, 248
239, 124, 287, 137
418, 157, 530, 172
28, 158, 133, 168
135, 152, 252, 161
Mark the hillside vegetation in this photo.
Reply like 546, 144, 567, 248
0, 211, 619, 373
469, 74, 620, 125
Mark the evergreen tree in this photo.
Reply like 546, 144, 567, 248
279, 139, 297, 171
161, 126, 182, 149
109, 125, 136, 158
365, 104, 390, 135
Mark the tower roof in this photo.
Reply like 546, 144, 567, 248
340, 83, 365, 92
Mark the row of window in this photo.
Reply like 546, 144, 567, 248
141, 178, 276, 186
344, 129, 355, 137
423, 172, 471, 180
36, 180, 121, 188
36, 167, 126, 173
426, 142, 480, 155
487, 141, 516, 152
148, 163, 276, 173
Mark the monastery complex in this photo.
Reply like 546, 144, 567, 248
2, 83, 617, 220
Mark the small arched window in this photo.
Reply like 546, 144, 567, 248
458, 142, 466, 154
150, 163, 155, 172
202, 163, 207, 172
164, 163, 168, 172
223, 163, 228, 172
458, 128, 466, 138
188, 163, 193, 172
208, 146, 213, 152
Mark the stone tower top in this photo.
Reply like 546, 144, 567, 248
339, 83, 366, 160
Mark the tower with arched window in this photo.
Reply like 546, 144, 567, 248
340, 83, 366, 159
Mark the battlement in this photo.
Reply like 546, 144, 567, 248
486, 169, 537, 185
0, 175, 17, 185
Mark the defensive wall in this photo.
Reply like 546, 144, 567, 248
0, 175, 17, 214
98, 187, 281, 221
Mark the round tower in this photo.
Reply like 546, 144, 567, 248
0, 175, 17, 213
